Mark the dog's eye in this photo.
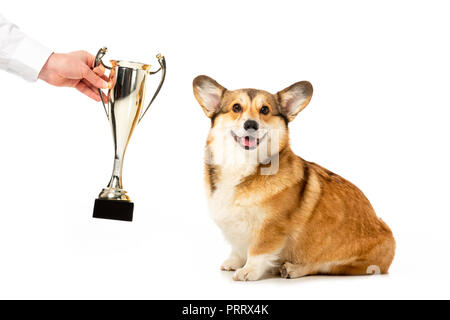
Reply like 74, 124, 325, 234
260, 106, 270, 115
232, 104, 242, 113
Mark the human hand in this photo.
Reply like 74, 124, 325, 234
38, 51, 110, 102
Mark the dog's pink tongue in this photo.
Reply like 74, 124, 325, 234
242, 136, 256, 148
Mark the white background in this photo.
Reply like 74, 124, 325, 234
0, 0, 449, 299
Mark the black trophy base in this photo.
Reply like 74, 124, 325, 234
93, 199, 134, 222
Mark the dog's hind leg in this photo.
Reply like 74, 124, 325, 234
279, 260, 363, 278
280, 258, 388, 278
329, 238, 395, 275
279, 262, 316, 279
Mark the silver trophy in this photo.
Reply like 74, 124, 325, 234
93, 47, 166, 221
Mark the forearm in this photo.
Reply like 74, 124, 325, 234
0, 14, 52, 81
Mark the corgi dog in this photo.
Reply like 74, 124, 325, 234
193, 75, 395, 281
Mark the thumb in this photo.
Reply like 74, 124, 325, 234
82, 64, 109, 89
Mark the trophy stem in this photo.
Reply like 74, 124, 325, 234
107, 156, 124, 190
97, 153, 130, 201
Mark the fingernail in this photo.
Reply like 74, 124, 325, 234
103, 81, 109, 89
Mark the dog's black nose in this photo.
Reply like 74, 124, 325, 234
244, 120, 259, 131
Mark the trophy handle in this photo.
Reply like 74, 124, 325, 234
138, 54, 166, 123
94, 47, 111, 119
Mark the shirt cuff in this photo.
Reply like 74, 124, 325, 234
8, 36, 53, 82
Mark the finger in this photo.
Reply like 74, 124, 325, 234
86, 52, 107, 78
82, 64, 109, 89
82, 79, 108, 101
98, 63, 106, 74
76, 81, 101, 101
83, 52, 110, 85
84, 51, 96, 69
93, 66, 109, 82
93, 64, 105, 75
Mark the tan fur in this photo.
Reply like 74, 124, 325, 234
193, 75, 395, 280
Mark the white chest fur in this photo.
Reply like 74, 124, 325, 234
207, 164, 266, 255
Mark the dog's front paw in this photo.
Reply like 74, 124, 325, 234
221, 256, 245, 271
232, 266, 263, 281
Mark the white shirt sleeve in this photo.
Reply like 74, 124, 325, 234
0, 14, 53, 82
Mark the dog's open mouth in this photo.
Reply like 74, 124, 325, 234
231, 131, 267, 150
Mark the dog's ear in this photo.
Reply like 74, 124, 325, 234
193, 75, 227, 118
277, 81, 313, 122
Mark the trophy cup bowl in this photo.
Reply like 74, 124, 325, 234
92, 47, 166, 222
